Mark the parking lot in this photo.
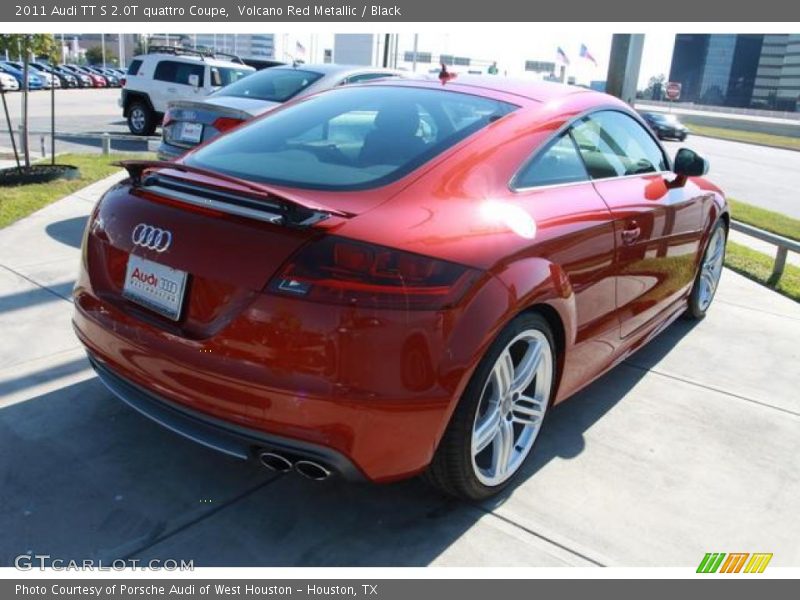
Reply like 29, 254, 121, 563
1, 171, 798, 567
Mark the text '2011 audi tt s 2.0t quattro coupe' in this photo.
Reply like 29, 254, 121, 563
73, 77, 727, 499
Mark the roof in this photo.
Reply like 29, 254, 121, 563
362, 73, 601, 105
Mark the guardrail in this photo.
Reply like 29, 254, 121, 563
2, 127, 159, 156
730, 220, 800, 284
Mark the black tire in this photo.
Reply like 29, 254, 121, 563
685, 220, 727, 320
424, 312, 557, 500
127, 100, 156, 136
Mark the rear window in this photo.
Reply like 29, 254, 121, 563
127, 59, 142, 75
215, 68, 323, 102
185, 86, 517, 191
154, 60, 205, 86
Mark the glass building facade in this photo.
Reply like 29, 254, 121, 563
668, 34, 786, 109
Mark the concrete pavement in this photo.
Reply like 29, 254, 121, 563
0, 174, 798, 567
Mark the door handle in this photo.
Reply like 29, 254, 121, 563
621, 224, 641, 245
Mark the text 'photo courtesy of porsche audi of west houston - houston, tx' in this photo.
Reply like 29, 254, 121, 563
73, 75, 727, 500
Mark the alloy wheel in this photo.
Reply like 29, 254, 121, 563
698, 227, 725, 311
471, 329, 553, 487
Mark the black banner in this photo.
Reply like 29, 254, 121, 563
3, 0, 800, 22
4, 580, 799, 600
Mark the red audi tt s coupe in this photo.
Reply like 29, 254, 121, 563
73, 77, 728, 499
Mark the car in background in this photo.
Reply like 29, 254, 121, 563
57, 64, 92, 87
74, 77, 727, 499
0, 71, 20, 91
31, 62, 79, 88
122, 46, 255, 136
0, 62, 43, 90
62, 65, 107, 87
158, 63, 399, 159
640, 111, 689, 141
3, 60, 59, 89
87, 66, 120, 87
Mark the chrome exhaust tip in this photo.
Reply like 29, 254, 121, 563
294, 460, 332, 481
258, 451, 293, 472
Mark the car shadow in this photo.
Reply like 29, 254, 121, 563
45, 216, 87, 249
0, 319, 698, 566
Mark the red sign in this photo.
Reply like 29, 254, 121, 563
665, 82, 682, 101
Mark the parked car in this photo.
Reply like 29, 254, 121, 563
62, 64, 107, 87
0, 62, 43, 90
640, 111, 689, 140
74, 77, 727, 500
4, 60, 60, 89
121, 46, 255, 135
87, 66, 120, 87
0, 71, 20, 91
58, 64, 92, 87
31, 62, 78, 88
159, 63, 400, 159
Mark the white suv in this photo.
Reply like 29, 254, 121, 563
121, 47, 254, 135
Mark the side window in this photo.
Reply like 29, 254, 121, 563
154, 61, 204, 86
345, 73, 395, 85
153, 61, 177, 83
571, 110, 667, 179
515, 133, 589, 189
127, 60, 142, 76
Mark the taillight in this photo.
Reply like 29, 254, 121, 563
213, 116, 245, 133
268, 236, 479, 310
120, 76, 126, 87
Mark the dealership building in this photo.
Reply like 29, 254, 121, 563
669, 33, 800, 111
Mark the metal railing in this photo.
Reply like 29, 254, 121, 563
2, 127, 158, 157
730, 220, 800, 284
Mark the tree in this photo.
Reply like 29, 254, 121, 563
85, 45, 116, 66
0, 34, 59, 168
640, 74, 666, 101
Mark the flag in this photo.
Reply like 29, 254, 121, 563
295, 40, 306, 59
556, 46, 570, 65
580, 44, 598, 66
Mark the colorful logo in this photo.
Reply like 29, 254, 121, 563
697, 553, 773, 573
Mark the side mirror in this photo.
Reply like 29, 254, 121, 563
188, 74, 200, 89
674, 148, 709, 177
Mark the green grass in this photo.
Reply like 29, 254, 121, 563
725, 241, 800, 302
688, 123, 800, 152
727, 198, 800, 242
0, 153, 150, 229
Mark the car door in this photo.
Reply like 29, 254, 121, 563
152, 60, 204, 113
510, 132, 620, 398
571, 110, 704, 338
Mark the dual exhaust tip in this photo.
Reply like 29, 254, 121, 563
257, 451, 332, 481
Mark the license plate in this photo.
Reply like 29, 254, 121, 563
123, 254, 188, 320
178, 121, 203, 144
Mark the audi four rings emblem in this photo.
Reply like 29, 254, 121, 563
131, 223, 172, 252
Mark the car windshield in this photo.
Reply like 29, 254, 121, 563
185, 86, 517, 191
215, 68, 324, 103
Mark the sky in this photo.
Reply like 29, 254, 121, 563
306, 31, 677, 89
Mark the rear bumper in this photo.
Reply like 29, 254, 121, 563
87, 352, 365, 481
72, 273, 508, 482
156, 141, 186, 161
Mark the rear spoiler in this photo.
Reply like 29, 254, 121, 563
117, 160, 353, 227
